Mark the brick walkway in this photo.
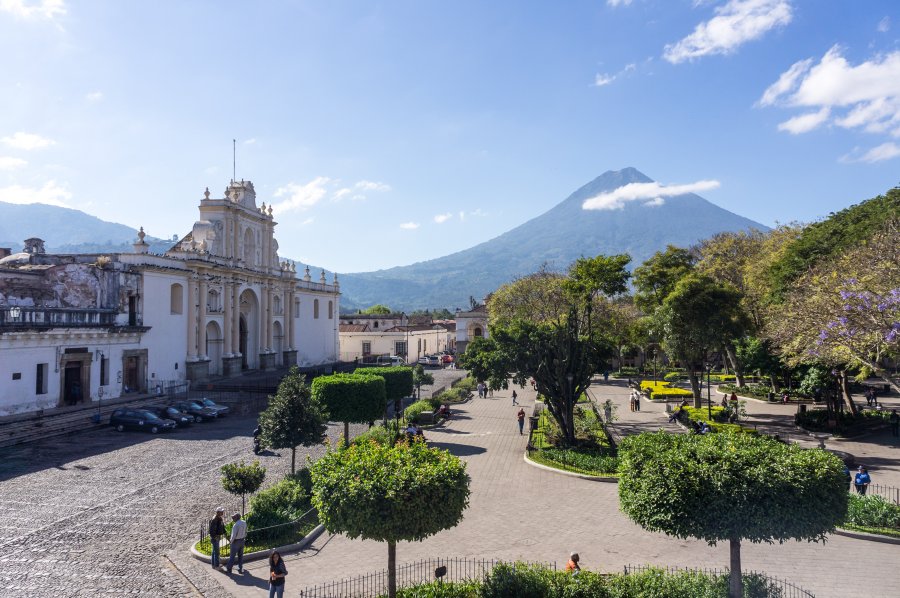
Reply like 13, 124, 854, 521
210, 381, 900, 598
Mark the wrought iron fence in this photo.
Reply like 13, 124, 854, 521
298, 557, 556, 598
198, 507, 318, 557
623, 564, 815, 597
860, 483, 900, 505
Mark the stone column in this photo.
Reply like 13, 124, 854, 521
283, 287, 291, 348
232, 282, 240, 354
198, 276, 208, 358
186, 275, 197, 359
266, 284, 273, 350
232, 209, 240, 262
223, 281, 232, 356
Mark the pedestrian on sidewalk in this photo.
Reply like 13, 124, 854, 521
268, 550, 288, 598
512, 390, 518, 405
565, 552, 581, 575
604, 402, 612, 423
208, 507, 226, 569
629, 392, 635, 412
865, 388, 873, 406
854, 466, 871, 495
633, 393, 640, 412
225, 512, 247, 574
890, 410, 899, 437
517, 408, 526, 435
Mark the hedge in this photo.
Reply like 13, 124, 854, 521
844, 494, 900, 530
355, 366, 414, 402
404, 400, 435, 423
312, 373, 387, 424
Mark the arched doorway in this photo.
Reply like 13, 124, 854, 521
273, 320, 283, 366
239, 288, 259, 369
206, 321, 223, 376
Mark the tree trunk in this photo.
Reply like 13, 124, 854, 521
723, 343, 745, 388
241, 494, 245, 517
388, 541, 397, 598
838, 370, 858, 416
291, 446, 296, 475
344, 420, 350, 448
729, 537, 742, 598
688, 372, 702, 408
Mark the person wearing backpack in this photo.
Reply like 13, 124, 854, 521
208, 507, 226, 568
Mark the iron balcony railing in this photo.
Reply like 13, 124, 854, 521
0, 306, 125, 329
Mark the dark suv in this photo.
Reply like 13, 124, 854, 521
172, 400, 219, 421
146, 405, 194, 427
109, 409, 177, 434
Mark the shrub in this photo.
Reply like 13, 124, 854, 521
845, 494, 900, 529
453, 377, 477, 392
650, 388, 694, 400
640, 380, 670, 390
352, 422, 403, 447
356, 366, 415, 403
392, 581, 480, 597
533, 447, 619, 475
404, 400, 435, 423
664, 372, 686, 382
246, 470, 313, 530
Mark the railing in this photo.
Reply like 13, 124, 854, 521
298, 558, 556, 598
863, 483, 900, 505
0, 306, 119, 329
623, 564, 816, 597
199, 507, 318, 557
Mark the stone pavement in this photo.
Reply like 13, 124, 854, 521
211, 381, 900, 598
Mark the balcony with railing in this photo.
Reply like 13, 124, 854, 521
0, 306, 124, 330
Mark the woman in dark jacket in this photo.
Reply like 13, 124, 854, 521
268, 550, 288, 598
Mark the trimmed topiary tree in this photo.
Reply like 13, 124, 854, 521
258, 367, 328, 474
312, 373, 387, 446
311, 440, 470, 598
356, 366, 414, 418
618, 432, 847, 598
220, 460, 266, 516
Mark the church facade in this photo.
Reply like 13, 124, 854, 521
0, 180, 340, 416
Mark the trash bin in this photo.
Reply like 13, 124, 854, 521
798, 404, 807, 414
767, 392, 775, 402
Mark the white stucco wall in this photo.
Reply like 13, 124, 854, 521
294, 289, 339, 366
140, 270, 189, 384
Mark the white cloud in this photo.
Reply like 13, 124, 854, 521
0, 0, 66, 20
243, 138, 256, 145
594, 73, 615, 87
458, 211, 466, 222
301, 217, 315, 225
355, 180, 391, 192
333, 187, 352, 201
0, 180, 71, 207
1, 131, 55, 150
664, 0, 793, 64
583, 179, 721, 211
271, 177, 331, 213
760, 46, 900, 149
877, 16, 890, 33
776, 106, 830, 134
399, 221, 420, 230
607, 0, 632, 6
0, 156, 27, 170
434, 212, 452, 224
843, 142, 900, 163
85, 91, 103, 102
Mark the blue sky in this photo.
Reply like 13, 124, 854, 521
1, 1, 898, 272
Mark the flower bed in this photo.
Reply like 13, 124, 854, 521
640, 380, 693, 400
529, 408, 618, 475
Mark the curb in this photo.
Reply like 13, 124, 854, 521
834, 527, 900, 545
189, 523, 326, 564
523, 452, 618, 483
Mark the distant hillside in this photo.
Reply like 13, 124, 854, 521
0, 201, 169, 254
338, 168, 768, 311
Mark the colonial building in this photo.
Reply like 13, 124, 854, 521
454, 304, 488, 355
0, 180, 340, 416
338, 313, 450, 363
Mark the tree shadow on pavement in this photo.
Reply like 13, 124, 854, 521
426, 442, 487, 456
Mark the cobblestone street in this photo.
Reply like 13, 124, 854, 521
0, 411, 363, 597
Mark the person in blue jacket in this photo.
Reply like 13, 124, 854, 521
854, 466, 871, 495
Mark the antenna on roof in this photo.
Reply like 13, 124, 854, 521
232, 139, 236, 182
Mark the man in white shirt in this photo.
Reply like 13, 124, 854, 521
226, 513, 247, 574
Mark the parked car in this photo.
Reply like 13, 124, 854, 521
440, 353, 454, 364
417, 355, 442, 367
145, 405, 194, 427
172, 400, 219, 421
196, 398, 230, 417
375, 355, 406, 366
109, 408, 177, 434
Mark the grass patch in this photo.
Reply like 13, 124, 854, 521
529, 407, 618, 475
838, 523, 900, 538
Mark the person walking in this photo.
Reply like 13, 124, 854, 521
512, 390, 518, 405
268, 550, 288, 598
633, 392, 640, 412
629, 392, 635, 412
604, 402, 612, 423
890, 410, 899, 438
565, 552, 581, 575
854, 466, 871, 495
517, 408, 526, 435
208, 507, 226, 569
226, 512, 247, 574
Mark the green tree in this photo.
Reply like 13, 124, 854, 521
458, 337, 512, 393
312, 373, 387, 447
361, 304, 393, 315
412, 364, 434, 399
632, 245, 696, 314
357, 366, 414, 419
618, 432, 847, 598
220, 460, 266, 516
258, 367, 328, 474
311, 440, 470, 598
656, 274, 748, 406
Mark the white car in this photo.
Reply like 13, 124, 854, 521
376, 355, 407, 366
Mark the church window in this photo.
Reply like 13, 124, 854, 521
170, 283, 184, 314
314, 299, 319, 319
328, 301, 333, 319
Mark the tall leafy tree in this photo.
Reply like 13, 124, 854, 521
632, 245, 695, 314
311, 440, 470, 598
618, 432, 847, 598
361, 304, 393, 315
656, 274, 748, 406
258, 367, 328, 474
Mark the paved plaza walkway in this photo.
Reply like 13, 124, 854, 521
208, 380, 900, 598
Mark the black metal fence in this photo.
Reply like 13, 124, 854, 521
860, 483, 900, 505
623, 564, 815, 598
198, 507, 318, 557
298, 557, 556, 598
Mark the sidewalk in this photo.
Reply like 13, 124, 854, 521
206, 380, 900, 598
